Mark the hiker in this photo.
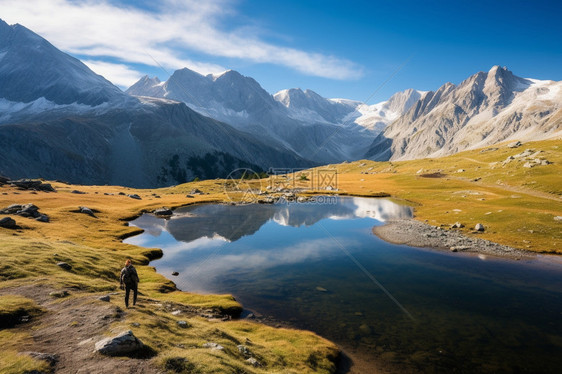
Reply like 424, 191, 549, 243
120, 259, 139, 308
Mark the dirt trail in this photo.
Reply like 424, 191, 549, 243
0, 283, 162, 374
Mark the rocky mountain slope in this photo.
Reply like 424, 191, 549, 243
0, 19, 311, 187
366, 66, 562, 160
128, 69, 422, 163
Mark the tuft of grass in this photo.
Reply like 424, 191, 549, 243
0, 295, 43, 328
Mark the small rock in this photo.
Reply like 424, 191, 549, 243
49, 290, 69, 298
202, 342, 224, 351
118, 192, 126, 196
57, 262, 72, 271
36, 214, 50, 222
99, 295, 110, 302
508, 141, 522, 148
94, 330, 144, 356
457, 169, 465, 173
554, 216, 562, 222
131, 322, 140, 327
246, 357, 261, 367
71, 190, 86, 194
237, 344, 252, 357
315, 286, 328, 292
190, 189, 203, 195
450, 247, 458, 252
0, 217, 17, 229
79, 206, 97, 217
177, 320, 189, 328
127, 194, 141, 200
171, 271, 179, 276
523, 162, 535, 168
475, 223, 485, 232
451, 222, 464, 229
24, 352, 58, 367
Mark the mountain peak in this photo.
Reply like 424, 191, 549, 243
0, 18, 128, 106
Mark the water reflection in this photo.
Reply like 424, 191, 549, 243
131, 197, 413, 243
125, 197, 562, 374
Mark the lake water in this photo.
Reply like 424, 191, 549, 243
125, 197, 562, 373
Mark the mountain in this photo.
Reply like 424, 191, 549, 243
0, 19, 312, 187
366, 66, 562, 160
128, 70, 421, 163
0, 20, 133, 120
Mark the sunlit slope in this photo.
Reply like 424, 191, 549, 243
313, 138, 562, 253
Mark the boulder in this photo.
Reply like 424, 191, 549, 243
99, 295, 110, 302
507, 141, 522, 148
57, 262, 72, 271
94, 330, 144, 356
0, 175, 9, 185
474, 223, 485, 232
177, 320, 189, 328
190, 189, 203, 195
36, 214, 50, 223
0, 204, 23, 214
451, 222, 464, 229
79, 206, 96, 217
38, 183, 55, 192
71, 190, 86, 194
128, 194, 141, 200
18, 204, 40, 218
153, 207, 173, 216
171, 271, 179, 276
554, 216, 562, 222
0, 217, 17, 229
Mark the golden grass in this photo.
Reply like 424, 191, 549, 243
309, 138, 562, 253
0, 138, 560, 373
0, 179, 337, 373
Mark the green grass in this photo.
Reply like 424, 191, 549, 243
0, 295, 43, 328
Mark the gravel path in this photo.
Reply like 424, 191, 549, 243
373, 219, 533, 259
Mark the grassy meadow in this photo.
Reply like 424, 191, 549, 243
0, 138, 560, 373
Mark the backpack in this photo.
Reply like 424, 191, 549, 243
122, 266, 138, 285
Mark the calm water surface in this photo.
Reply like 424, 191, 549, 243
126, 197, 562, 373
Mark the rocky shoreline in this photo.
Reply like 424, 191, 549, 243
373, 219, 534, 259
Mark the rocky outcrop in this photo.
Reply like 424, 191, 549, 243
94, 330, 144, 356
366, 66, 562, 161
0, 203, 49, 222
4, 179, 55, 192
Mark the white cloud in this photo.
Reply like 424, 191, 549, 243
0, 0, 363, 84
82, 60, 143, 89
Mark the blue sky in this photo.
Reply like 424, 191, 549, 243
1, 0, 561, 102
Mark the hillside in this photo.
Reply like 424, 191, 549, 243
1, 138, 560, 373
0, 181, 338, 374
367, 66, 562, 161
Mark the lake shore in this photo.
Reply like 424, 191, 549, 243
373, 218, 535, 259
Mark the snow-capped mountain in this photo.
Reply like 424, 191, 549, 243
366, 66, 562, 160
0, 19, 311, 187
0, 19, 135, 124
128, 70, 422, 163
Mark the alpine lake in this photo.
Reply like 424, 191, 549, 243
125, 196, 562, 373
